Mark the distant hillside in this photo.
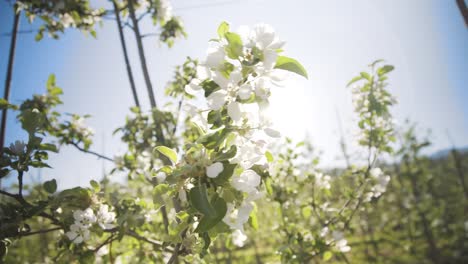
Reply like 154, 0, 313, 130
430, 146, 468, 159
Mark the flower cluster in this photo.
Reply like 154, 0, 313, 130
16, 1, 104, 40
66, 205, 116, 244
364, 167, 391, 201
320, 227, 351, 253
181, 23, 303, 245
71, 116, 95, 138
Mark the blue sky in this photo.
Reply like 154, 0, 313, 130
1, 0, 467, 189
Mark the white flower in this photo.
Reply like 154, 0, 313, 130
230, 140, 264, 169
66, 224, 90, 244
315, 172, 331, 190
238, 84, 253, 100
144, 209, 157, 222
207, 90, 228, 110
223, 202, 253, 230
232, 229, 248, 247
155, 171, 167, 182
206, 162, 224, 178
72, 117, 94, 137
320, 226, 329, 237
251, 23, 285, 51
332, 231, 351, 253
185, 79, 202, 95
114, 154, 124, 169
136, 151, 151, 172
231, 170, 261, 193
369, 167, 391, 198
157, 0, 173, 22
205, 45, 226, 69
59, 13, 75, 28
73, 208, 96, 228
9, 140, 26, 155
96, 204, 116, 230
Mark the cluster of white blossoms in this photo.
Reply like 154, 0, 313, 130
184, 23, 293, 247
320, 227, 351, 253
138, 0, 173, 23
71, 116, 95, 138
66, 205, 116, 244
364, 167, 391, 201
314, 172, 331, 190
16, 1, 102, 29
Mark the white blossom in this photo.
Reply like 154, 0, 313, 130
73, 208, 96, 228
96, 204, 116, 230
369, 167, 391, 198
66, 224, 90, 244
59, 13, 75, 28
315, 172, 331, 190
223, 202, 253, 230
157, 0, 173, 22
232, 229, 248, 247
207, 90, 228, 110
231, 170, 261, 193
332, 231, 351, 253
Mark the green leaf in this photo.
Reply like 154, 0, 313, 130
198, 129, 228, 149
39, 143, 58, 153
346, 76, 363, 87
21, 110, 45, 134
154, 146, 177, 164
323, 251, 333, 261
217, 21, 230, 38
0, 99, 9, 110
196, 194, 227, 232
377, 65, 394, 76
225, 32, 243, 59
360, 72, 371, 81
212, 162, 236, 185
189, 185, 217, 217
213, 146, 237, 162
90, 180, 100, 192
153, 184, 170, 206
248, 203, 258, 230
274, 56, 308, 79
43, 179, 57, 194
265, 151, 274, 163
47, 74, 56, 89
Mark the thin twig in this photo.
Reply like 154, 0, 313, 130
70, 142, 114, 162
19, 227, 62, 237
93, 234, 117, 253
141, 32, 160, 38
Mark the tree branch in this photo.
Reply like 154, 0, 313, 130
19, 227, 62, 237
70, 142, 114, 162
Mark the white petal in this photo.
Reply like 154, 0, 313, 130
207, 90, 228, 110
206, 162, 224, 178
264, 127, 281, 138
227, 102, 242, 122
238, 85, 253, 100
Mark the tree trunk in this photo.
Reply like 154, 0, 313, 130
127, 0, 157, 109
113, 0, 140, 108
1, 11, 21, 152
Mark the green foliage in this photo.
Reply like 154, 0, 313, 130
274, 56, 309, 79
